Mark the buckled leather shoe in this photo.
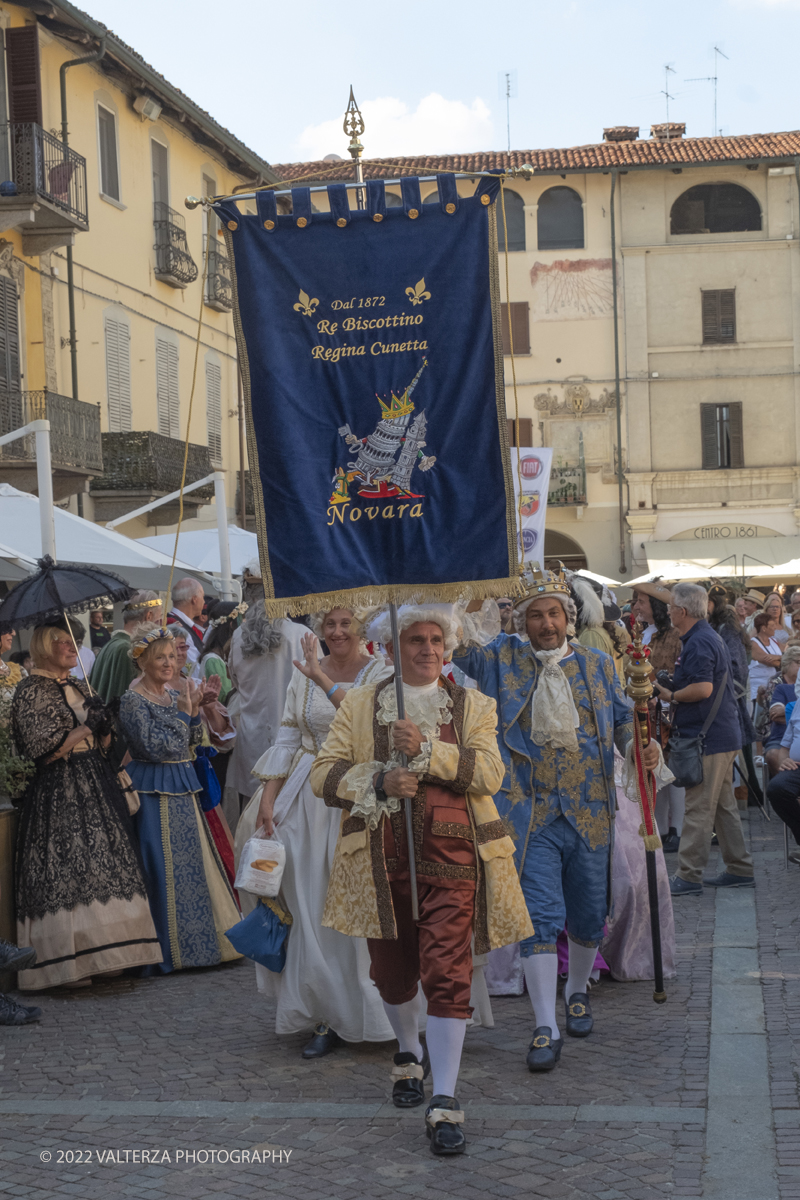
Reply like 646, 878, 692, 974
526, 1025, 563, 1072
391, 1044, 430, 1107
565, 992, 593, 1038
0, 939, 36, 972
301, 1022, 342, 1059
425, 1094, 466, 1156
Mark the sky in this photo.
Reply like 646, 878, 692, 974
86, 0, 800, 166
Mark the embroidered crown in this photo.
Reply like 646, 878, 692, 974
377, 387, 415, 421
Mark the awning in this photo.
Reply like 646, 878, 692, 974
0, 484, 214, 590
640, 537, 800, 582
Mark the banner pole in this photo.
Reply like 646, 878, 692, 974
389, 602, 420, 922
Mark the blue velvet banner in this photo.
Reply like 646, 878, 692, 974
214, 174, 517, 614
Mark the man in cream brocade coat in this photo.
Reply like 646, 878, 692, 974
311, 606, 532, 1159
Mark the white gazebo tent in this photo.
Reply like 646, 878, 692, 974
0, 484, 214, 591
138, 526, 258, 576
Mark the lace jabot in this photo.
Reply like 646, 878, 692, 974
377, 679, 453, 744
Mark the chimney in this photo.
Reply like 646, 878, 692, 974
603, 126, 639, 142
650, 122, 686, 141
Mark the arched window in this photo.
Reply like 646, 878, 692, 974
670, 183, 761, 235
537, 187, 584, 250
384, 190, 402, 207
423, 188, 439, 205
497, 188, 525, 252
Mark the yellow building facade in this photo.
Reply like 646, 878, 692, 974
0, 0, 276, 535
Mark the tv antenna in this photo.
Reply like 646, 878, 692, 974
498, 70, 518, 153
661, 64, 677, 134
686, 46, 729, 136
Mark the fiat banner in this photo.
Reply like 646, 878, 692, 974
510, 448, 553, 564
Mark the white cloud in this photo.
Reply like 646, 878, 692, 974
294, 93, 494, 162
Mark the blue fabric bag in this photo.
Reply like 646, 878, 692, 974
225, 899, 291, 973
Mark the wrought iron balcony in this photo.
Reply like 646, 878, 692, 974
0, 389, 102, 472
154, 201, 198, 288
205, 235, 232, 311
547, 464, 587, 507
90, 431, 213, 525
1, 123, 87, 224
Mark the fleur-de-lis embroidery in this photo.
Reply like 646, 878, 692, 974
405, 278, 431, 306
293, 289, 319, 317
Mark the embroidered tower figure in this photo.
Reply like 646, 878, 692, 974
336, 359, 433, 498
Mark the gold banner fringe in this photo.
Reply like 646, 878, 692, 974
261, 576, 524, 620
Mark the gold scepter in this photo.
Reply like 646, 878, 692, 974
625, 620, 667, 1004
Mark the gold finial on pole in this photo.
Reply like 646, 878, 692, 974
344, 85, 365, 209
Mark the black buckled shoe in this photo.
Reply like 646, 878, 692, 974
301, 1022, 342, 1059
565, 992, 593, 1038
391, 1045, 430, 1108
0, 939, 36, 972
425, 1094, 466, 1156
526, 1025, 564, 1072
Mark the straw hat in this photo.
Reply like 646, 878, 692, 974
631, 579, 673, 606
743, 589, 766, 608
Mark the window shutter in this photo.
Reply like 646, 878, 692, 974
701, 291, 719, 343
6, 27, 42, 126
501, 302, 530, 355
728, 402, 744, 468
156, 336, 180, 438
206, 360, 222, 462
719, 290, 736, 341
0, 276, 20, 395
105, 317, 131, 432
701, 404, 719, 468
507, 417, 533, 447
98, 107, 119, 201
702, 289, 736, 344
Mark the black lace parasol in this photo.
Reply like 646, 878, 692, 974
0, 556, 133, 629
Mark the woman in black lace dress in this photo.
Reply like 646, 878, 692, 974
12, 623, 162, 989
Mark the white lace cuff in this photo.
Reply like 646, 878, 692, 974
407, 740, 432, 773
455, 598, 502, 647
343, 760, 401, 831
622, 739, 674, 801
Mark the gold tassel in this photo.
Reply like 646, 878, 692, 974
261, 576, 525, 619
643, 832, 663, 852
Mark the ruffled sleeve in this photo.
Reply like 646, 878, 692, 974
251, 670, 302, 781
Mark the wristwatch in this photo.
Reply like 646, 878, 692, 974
374, 770, 387, 802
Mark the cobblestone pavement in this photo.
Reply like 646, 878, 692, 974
0, 809, 796, 1199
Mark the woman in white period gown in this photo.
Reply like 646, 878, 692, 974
236, 608, 395, 1057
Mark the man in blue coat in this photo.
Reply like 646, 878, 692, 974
453, 568, 659, 1071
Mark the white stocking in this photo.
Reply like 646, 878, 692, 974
522, 953, 560, 1039
382, 996, 423, 1059
426, 1015, 467, 1099
566, 939, 600, 1001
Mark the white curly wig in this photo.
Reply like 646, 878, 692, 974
512, 592, 577, 638
308, 607, 372, 640
373, 605, 459, 655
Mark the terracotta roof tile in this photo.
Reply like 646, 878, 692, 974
271, 131, 800, 183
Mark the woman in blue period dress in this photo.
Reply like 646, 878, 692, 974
236, 608, 394, 1058
118, 625, 241, 974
